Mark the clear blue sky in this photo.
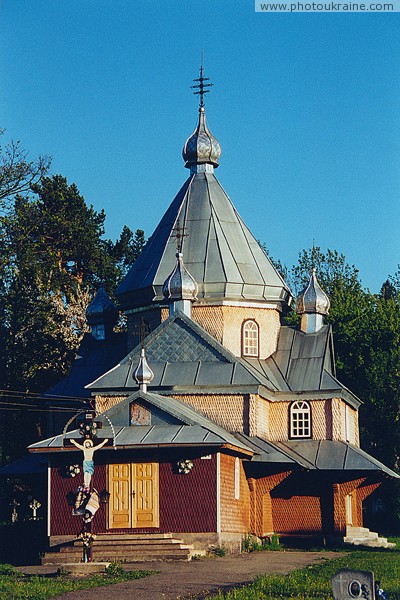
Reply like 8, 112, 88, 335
1, 1, 399, 292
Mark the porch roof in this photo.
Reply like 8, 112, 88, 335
235, 435, 399, 478
28, 390, 254, 456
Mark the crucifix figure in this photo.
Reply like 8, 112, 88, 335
70, 438, 108, 488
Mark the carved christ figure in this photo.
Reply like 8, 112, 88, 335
70, 438, 108, 488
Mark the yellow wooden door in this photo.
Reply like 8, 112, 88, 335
109, 464, 131, 529
108, 463, 159, 529
133, 463, 159, 528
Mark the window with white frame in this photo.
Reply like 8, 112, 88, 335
242, 320, 259, 357
290, 401, 311, 438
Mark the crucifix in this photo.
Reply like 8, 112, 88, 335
70, 437, 108, 489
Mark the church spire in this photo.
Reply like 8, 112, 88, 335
182, 65, 221, 173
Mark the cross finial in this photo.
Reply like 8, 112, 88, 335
139, 318, 150, 348
311, 240, 316, 271
171, 218, 187, 253
191, 62, 213, 109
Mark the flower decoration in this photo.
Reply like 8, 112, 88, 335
77, 531, 96, 547
64, 464, 81, 478
177, 459, 194, 474
79, 421, 98, 439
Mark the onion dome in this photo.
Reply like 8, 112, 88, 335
182, 106, 221, 170
86, 284, 118, 340
296, 268, 330, 316
134, 348, 154, 390
163, 252, 198, 302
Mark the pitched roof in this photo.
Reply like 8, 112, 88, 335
29, 390, 253, 456
87, 311, 276, 393
264, 325, 361, 408
116, 173, 291, 309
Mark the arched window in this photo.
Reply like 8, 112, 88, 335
290, 401, 311, 438
242, 320, 259, 357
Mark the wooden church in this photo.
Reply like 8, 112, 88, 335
29, 70, 398, 560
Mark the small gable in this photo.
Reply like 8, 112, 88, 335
100, 394, 185, 428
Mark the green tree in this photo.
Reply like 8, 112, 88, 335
0, 130, 50, 209
0, 173, 145, 462
106, 226, 146, 283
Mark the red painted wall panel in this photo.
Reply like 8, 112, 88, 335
50, 454, 217, 536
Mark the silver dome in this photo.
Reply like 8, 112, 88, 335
134, 348, 154, 386
296, 269, 330, 316
163, 252, 198, 302
182, 107, 221, 169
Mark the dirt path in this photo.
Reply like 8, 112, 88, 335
48, 551, 341, 599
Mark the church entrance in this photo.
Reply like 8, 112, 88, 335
108, 463, 159, 529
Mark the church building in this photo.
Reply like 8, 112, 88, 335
29, 70, 398, 561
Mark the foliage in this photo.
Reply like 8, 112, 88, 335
0, 564, 20, 577
213, 545, 228, 557
0, 134, 146, 464
241, 534, 281, 553
105, 560, 124, 576
204, 550, 400, 599
0, 130, 51, 210
0, 566, 154, 600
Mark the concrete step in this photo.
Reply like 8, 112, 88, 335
42, 534, 194, 564
344, 526, 396, 549
43, 549, 192, 564
346, 526, 369, 535
67, 539, 187, 548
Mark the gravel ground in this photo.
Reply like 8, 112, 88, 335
20, 550, 341, 600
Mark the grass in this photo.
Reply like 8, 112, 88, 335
0, 563, 155, 600
204, 549, 400, 599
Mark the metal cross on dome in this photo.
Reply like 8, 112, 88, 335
191, 64, 213, 108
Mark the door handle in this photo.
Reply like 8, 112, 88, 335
131, 490, 136, 497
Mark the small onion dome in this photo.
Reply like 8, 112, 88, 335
134, 348, 154, 387
296, 268, 330, 316
182, 107, 221, 169
162, 252, 198, 301
86, 284, 119, 327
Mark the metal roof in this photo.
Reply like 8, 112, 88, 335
265, 325, 361, 408
29, 389, 253, 455
235, 434, 399, 477
87, 311, 276, 393
116, 173, 291, 309
253, 438, 399, 477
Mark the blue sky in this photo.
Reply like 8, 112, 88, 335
1, 1, 399, 292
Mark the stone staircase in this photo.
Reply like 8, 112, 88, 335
42, 533, 195, 564
344, 526, 396, 549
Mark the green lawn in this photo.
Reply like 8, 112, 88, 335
0, 564, 154, 600
205, 550, 400, 599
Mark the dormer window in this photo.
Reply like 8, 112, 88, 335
290, 401, 311, 438
242, 320, 259, 357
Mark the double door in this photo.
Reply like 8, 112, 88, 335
108, 462, 159, 529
